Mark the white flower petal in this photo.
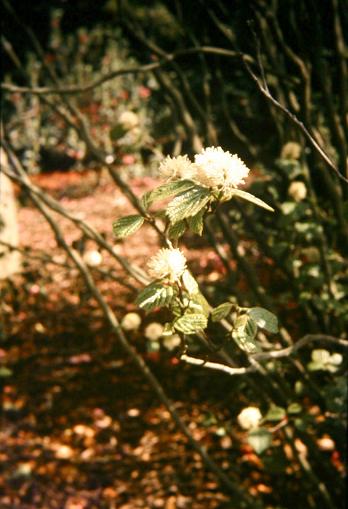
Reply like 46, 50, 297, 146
194, 146, 250, 192
147, 248, 187, 282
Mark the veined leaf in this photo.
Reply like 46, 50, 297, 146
168, 220, 186, 240
187, 208, 205, 235
211, 302, 233, 322
182, 269, 199, 294
145, 179, 196, 207
174, 313, 208, 334
232, 314, 260, 353
166, 186, 211, 224
141, 191, 153, 210
248, 307, 278, 333
231, 189, 274, 212
135, 283, 176, 311
189, 292, 211, 317
113, 215, 144, 238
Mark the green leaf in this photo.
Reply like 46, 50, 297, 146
232, 314, 260, 353
167, 220, 186, 240
113, 215, 144, 238
248, 307, 279, 333
231, 189, 274, 212
181, 269, 199, 294
188, 292, 211, 317
135, 283, 176, 311
287, 403, 302, 414
174, 313, 208, 334
264, 405, 286, 422
211, 302, 233, 322
140, 191, 153, 210
145, 179, 196, 207
248, 428, 272, 454
166, 186, 211, 224
187, 208, 205, 235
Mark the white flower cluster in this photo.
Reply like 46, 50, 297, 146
159, 155, 195, 180
237, 406, 262, 430
159, 146, 250, 195
147, 248, 187, 282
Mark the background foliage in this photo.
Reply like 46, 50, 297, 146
1, 1, 347, 508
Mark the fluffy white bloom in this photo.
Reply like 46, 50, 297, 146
159, 155, 195, 180
194, 146, 250, 191
83, 250, 103, 267
147, 248, 187, 282
237, 406, 262, 430
118, 111, 139, 130
288, 181, 307, 202
144, 322, 164, 341
121, 312, 142, 331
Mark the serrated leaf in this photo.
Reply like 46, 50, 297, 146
248, 307, 278, 333
113, 215, 144, 238
166, 186, 211, 224
182, 270, 199, 294
264, 405, 286, 422
231, 189, 274, 212
141, 191, 153, 210
174, 313, 208, 334
232, 314, 260, 353
187, 208, 205, 235
135, 283, 175, 311
168, 220, 186, 240
248, 428, 272, 454
145, 179, 196, 207
211, 302, 233, 322
189, 292, 211, 317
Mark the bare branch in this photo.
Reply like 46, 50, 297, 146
242, 57, 348, 184
180, 354, 254, 375
1, 46, 250, 96
252, 334, 348, 362
1, 141, 149, 285
0, 240, 137, 292
181, 334, 347, 377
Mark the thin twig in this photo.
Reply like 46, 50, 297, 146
180, 334, 347, 377
1, 46, 250, 96
242, 56, 348, 184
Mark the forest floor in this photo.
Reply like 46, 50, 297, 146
0, 170, 328, 509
